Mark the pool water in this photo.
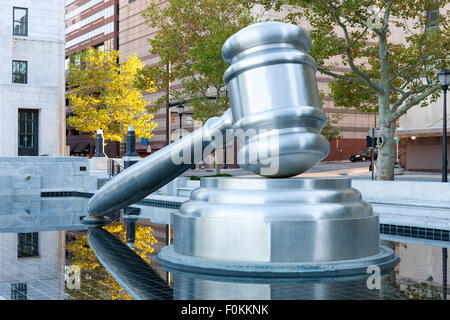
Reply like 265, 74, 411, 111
0, 197, 448, 300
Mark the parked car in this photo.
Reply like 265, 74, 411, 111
349, 149, 378, 162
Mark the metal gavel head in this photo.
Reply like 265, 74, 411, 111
222, 21, 330, 178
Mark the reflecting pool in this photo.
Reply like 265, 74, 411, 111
0, 196, 448, 300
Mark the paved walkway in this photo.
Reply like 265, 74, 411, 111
91, 159, 443, 182
181, 161, 443, 182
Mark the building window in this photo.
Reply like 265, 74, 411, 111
11, 283, 27, 300
17, 232, 39, 258
12, 60, 27, 84
425, 9, 439, 31
13, 7, 28, 36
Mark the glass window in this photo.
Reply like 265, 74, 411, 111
65, 57, 70, 74
18, 110, 36, 148
12, 60, 27, 84
11, 283, 27, 300
13, 7, 28, 36
17, 232, 39, 258
426, 9, 439, 31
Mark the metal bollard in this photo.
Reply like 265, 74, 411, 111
93, 129, 105, 157
123, 126, 140, 169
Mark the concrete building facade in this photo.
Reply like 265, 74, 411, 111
65, 0, 119, 56
0, 0, 67, 156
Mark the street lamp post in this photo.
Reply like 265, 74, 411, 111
437, 69, 450, 301
165, 96, 217, 145
165, 101, 170, 146
438, 70, 450, 183
177, 104, 185, 139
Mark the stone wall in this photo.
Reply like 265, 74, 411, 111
0, 157, 97, 195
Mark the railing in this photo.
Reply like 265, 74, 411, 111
107, 158, 123, 177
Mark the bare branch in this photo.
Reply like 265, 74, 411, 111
390, 55, 447, 83
382, 0, 394, 30
391, 84, 441, 122
329, 3, 384, 93
317, 66, 371, 85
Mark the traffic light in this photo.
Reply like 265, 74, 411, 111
171, 115, 174, 123
366, 136, 377, 148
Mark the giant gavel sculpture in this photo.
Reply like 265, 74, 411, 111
87, 22, 398, 277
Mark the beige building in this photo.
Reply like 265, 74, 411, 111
391, 0, 449, 173
396, 92, 448, 172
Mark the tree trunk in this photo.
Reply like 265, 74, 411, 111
376, 122, 396, 180
375, 29, 395, 181
376, 93, 396, 181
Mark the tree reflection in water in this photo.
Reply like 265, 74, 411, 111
65, 222, 157, 300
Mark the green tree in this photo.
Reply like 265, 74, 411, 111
66, 47, 158, 142
261, 0, 449, 180
319, 89, 343, 142
322, 113, 343, 142
137, 0, 255, 121
137, 0, 255, 174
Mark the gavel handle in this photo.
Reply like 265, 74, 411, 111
87, 109, 233, 216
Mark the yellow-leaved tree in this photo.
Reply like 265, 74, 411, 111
65, 222, 158, 300
66, 47, 157, 142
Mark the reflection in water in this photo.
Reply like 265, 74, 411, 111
0, 196, 88, 233
166, 269, 408, 300
392, 241, 449, 300
87, 227, 173, 300
66, 221, 162, 300
0, 193, 448, 300
0, 231, 65, 300
84, 227, 405, 300
87, 226, 447, 300
444, 248, 448, 300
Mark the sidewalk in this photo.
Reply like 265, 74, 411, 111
181, 161, 443, 182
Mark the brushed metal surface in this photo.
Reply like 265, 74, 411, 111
223, 21, 330, 177
85, 21, 398, 279
169, 269, 403, 299
87, 21, 330, 215
88, 109, 233, 216
172, 177, 380, 263
158, 244, 399, 279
